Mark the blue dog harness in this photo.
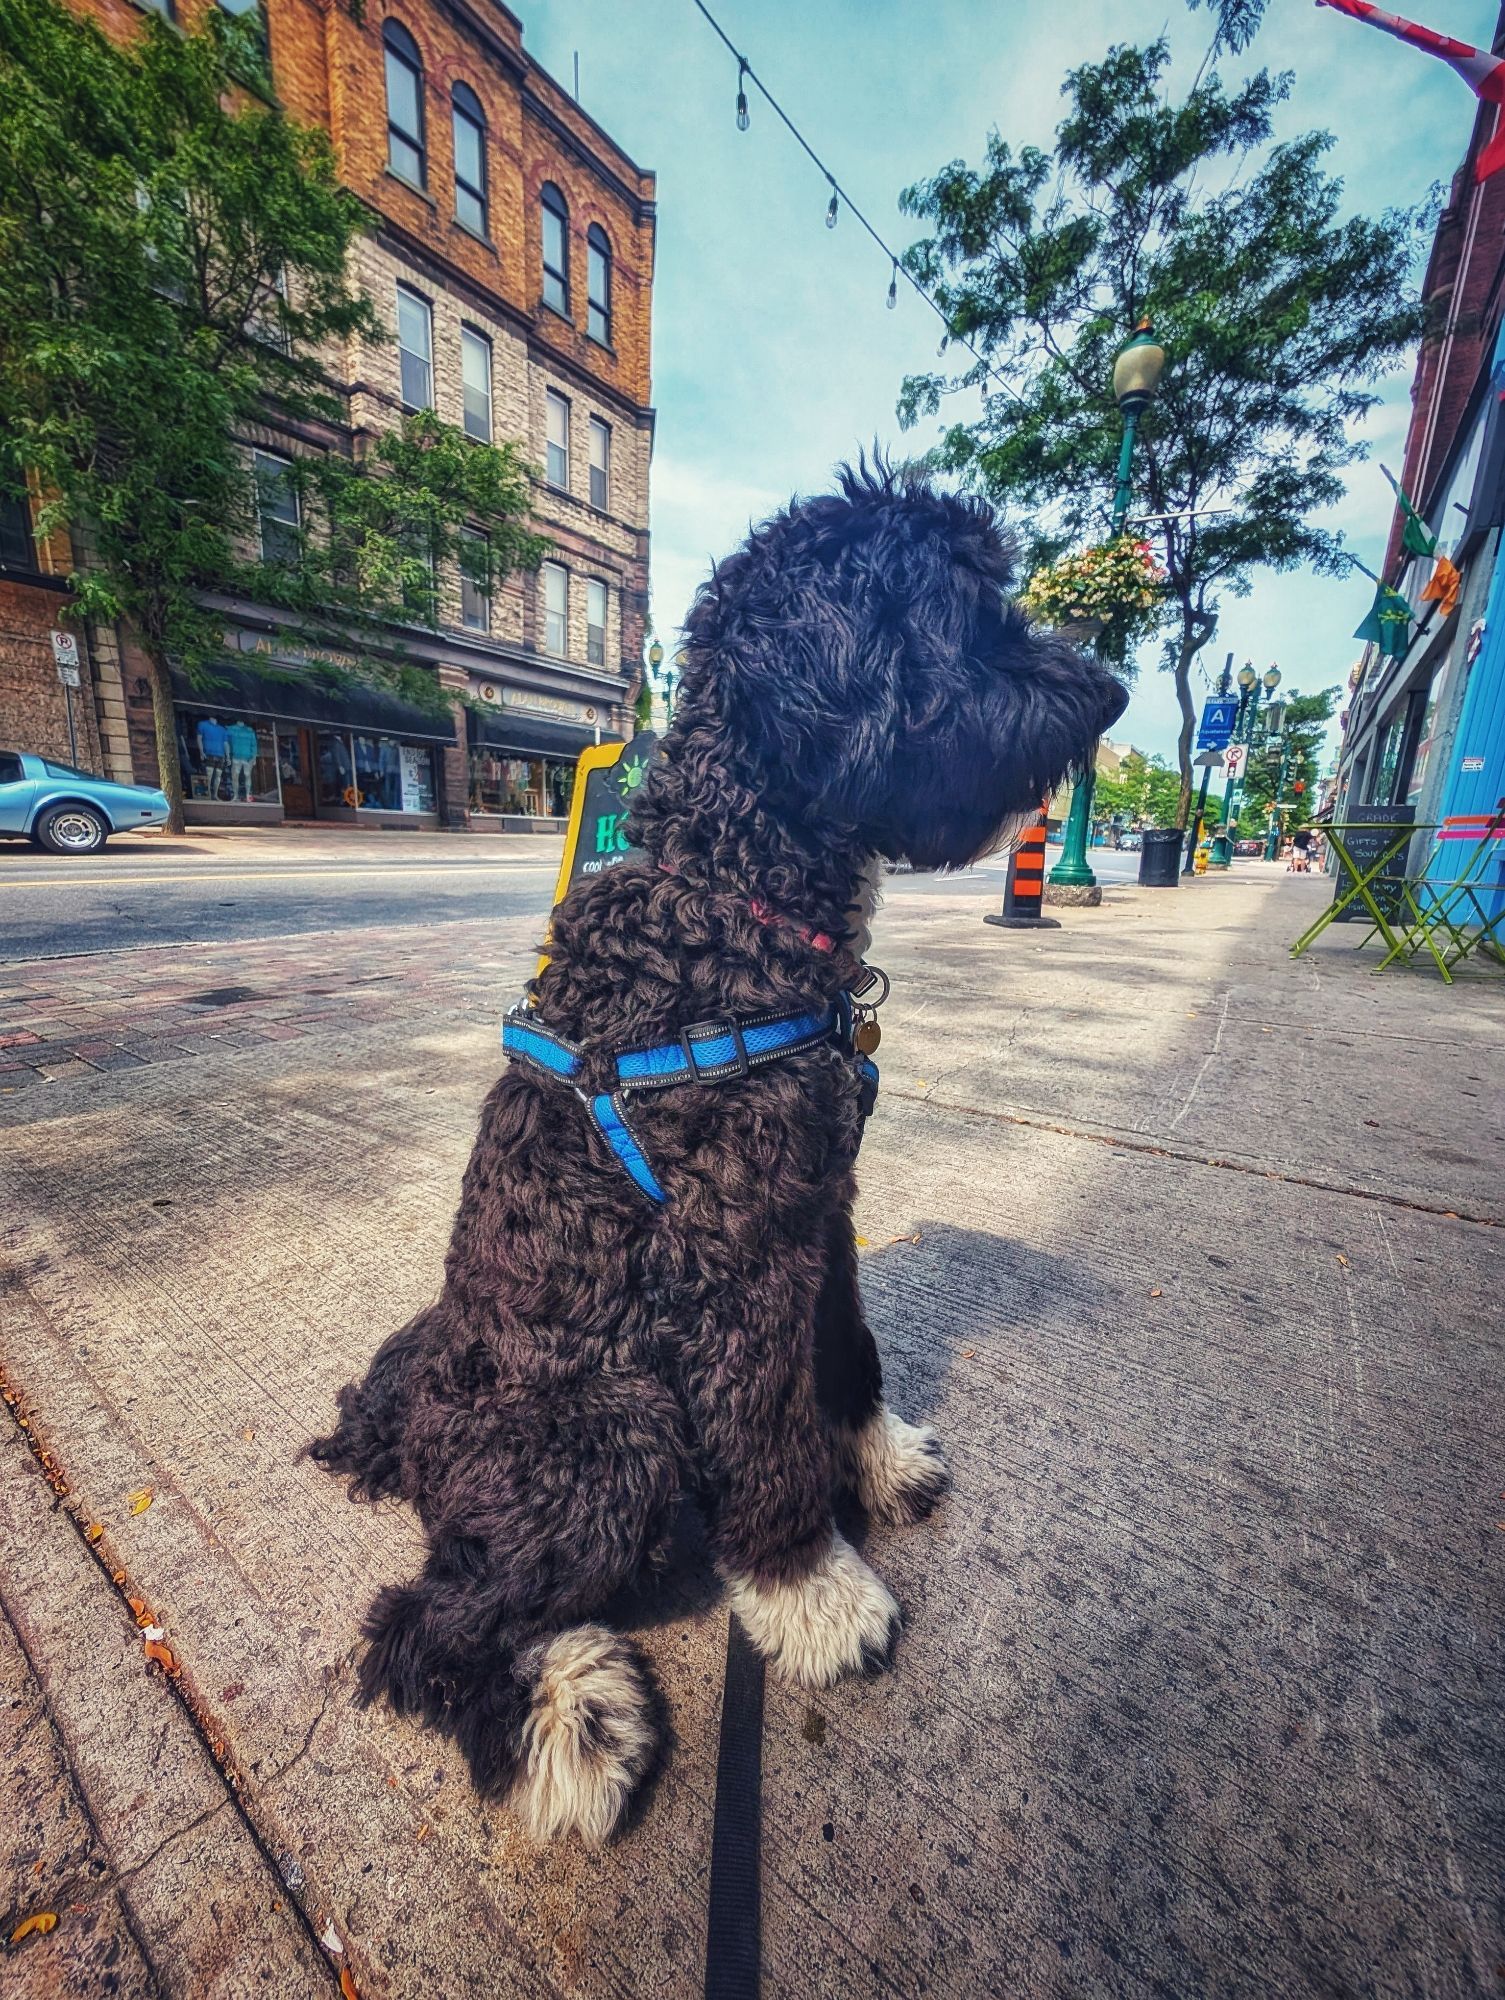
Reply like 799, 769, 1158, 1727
501, 995, 880, 1205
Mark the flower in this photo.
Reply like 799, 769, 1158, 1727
1020, 534, 1166, 637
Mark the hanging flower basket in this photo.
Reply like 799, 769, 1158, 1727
1020, 535, 1166, 639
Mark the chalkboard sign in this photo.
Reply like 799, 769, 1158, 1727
1331, 804, 1415, 923
550, 731, 662, 906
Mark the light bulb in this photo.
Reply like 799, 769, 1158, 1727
736, 60, 749, 131
886, 265, 898, 309
937, 332, 949, 356
826, 189, 839, 228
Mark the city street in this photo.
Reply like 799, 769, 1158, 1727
1, 836, 1501, 1998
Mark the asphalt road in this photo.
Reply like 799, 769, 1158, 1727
0, 828, 1152, 963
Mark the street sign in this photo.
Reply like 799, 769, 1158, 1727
51, 630, 81, 686
1196, 697, 1239, 751
1192, 749, 1225, 769
1224, 743, 1248, 780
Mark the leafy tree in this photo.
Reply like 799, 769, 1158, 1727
1236, 685, 1338, 837
897, 39, 1427, 825
0, 0, 546, 830
1094, 749, 1186, 828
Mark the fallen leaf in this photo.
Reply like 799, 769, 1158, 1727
959, 1348, 975, 1360
416, 1824, 432, 1843
10, 1912, 58, 1942
242, 1428, 255, 1443
1336, 1254, 1350, 1268
85, 1523, 103, 1543
127, 1597, 149, 1622
127, 1489, 153, 1515
854, 1236, 869, 1248
1149, 1288, 1163, 1298
143, 1639, 177, 1673
111, 1569, 126, 1585
340, 1969, 360, 2000
319, 1919, 343, 1953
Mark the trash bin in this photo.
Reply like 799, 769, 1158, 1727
1138, 826, 1183, 887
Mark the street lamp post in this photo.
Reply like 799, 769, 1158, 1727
1209, 662, 1281, 867
1046, 322, 1166, 906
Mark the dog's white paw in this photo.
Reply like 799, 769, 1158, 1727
513, 1626, 658, 1845
838, 1407, 950, 1526
726, 1533, 900, 1688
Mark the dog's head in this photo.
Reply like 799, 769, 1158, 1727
675, 461, 1129, 869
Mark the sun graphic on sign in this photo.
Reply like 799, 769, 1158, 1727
615, 753, 649, 802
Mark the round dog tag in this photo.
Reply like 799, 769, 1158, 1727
855, 1017, 882, 1055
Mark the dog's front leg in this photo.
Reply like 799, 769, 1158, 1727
814, 1205, 950, 1526
681, 1233, 901, 1688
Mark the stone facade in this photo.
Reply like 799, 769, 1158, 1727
21, 0, 655, 830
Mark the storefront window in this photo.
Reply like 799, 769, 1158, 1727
469, 750, 575, 817
316, 728, 355, 808
178, 709, 279, 805
313, 728, 435, 812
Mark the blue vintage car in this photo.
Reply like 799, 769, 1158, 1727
0, 749, 170, 854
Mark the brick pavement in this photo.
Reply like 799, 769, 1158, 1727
0, 916, 536, 1093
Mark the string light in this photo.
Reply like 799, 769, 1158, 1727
691, 0, 1024, 406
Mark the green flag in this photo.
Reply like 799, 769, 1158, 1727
1381, 463, 1437, 558
1354, 582, 1415, 653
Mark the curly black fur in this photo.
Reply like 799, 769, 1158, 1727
311, 462, 1126, 1827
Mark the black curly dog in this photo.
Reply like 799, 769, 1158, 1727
312, 463, 1127, 1843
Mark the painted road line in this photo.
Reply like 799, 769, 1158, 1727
0, 863, 558, 891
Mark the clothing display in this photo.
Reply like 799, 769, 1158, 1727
196, 717, 229, 762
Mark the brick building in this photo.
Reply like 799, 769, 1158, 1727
3, 0, 655, 830
1334, 6, 1505, 835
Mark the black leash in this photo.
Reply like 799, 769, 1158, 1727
703, 1612, 765, 2000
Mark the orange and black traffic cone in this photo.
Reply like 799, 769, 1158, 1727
984, 810, 1061, 929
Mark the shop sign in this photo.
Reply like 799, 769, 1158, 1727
1460, 754, 1485, 773
232, 629, 356, 675
1331, 803, 1414, 924
501, 685, 594, 725
551, 732, 661, 903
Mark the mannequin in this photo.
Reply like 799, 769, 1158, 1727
226, 718, 258, 801
196, 715, 229, 800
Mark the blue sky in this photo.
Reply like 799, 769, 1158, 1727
526, 0, 1487, 764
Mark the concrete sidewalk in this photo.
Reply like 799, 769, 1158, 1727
1, 864, 1501, 1997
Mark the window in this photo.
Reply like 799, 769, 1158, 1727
541, 562, 568, 656
451, 83, 488, 237
216, 0, 270, 78
403, 532, 437, 623
586, 577, 608, 668
586, 225, 612, 346
545, 390, 570, 489
396, 285, 432, 409
0, 484, 33, 568
588, 417, 611, 512
459, 529, 490, 632
0, 752, 24, 784
254, 451, 300, 564
460, 327, 492, 443
383, 20, 426, 188
540, 182, 569, 315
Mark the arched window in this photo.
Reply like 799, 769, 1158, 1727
586, 224, 612, 346
540, 182, 569, 317
383, 21, 425, 188
451, 82, 487, 238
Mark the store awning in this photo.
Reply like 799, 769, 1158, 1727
172, 664, 457, 744
467, 706, 621, 759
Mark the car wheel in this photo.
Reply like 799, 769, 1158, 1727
36, 803, 108, 855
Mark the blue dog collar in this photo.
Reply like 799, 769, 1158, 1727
501, 997, 877, 1204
